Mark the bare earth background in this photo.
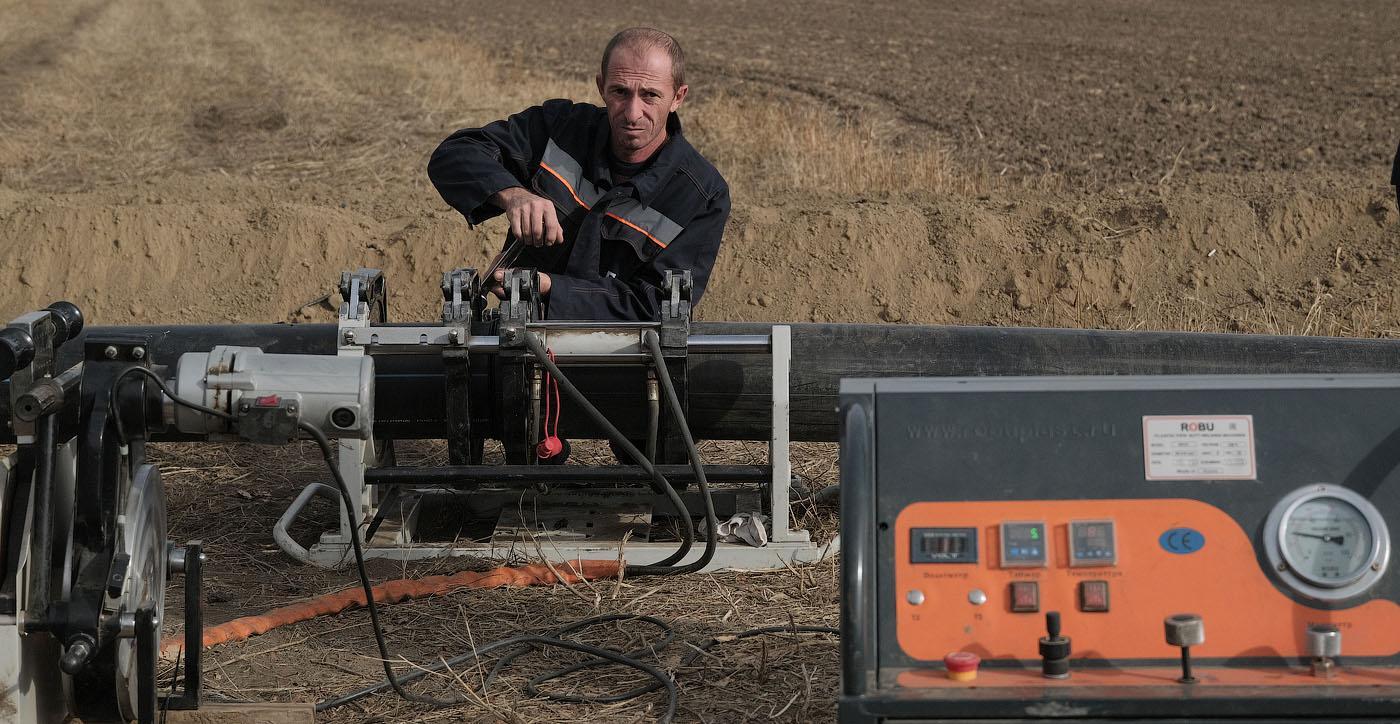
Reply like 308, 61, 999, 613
1, 0, 1398, 721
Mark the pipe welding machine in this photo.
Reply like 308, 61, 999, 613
839, 376, 1400, 722
0, 265, 827, 723
8, 261, 1400, 721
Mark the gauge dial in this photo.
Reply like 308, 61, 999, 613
1282, 497, 1373, 587
1264, 484, 1391, 603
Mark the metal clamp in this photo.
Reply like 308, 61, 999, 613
338, 268, 386, 323
498, 268, 540, 348
441, 268, 479, 324
660, 270, 692, 349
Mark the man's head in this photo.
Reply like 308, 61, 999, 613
597, 28, 688, 162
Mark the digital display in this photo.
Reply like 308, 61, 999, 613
1069, 519, 1117, 567
911, 527, 978, 564
1000, 521, 1047, 568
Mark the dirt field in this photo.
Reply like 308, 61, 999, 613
1, 0, 1399, 721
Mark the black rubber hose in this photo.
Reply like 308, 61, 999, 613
314, 621, 678, 720
27, 413, 57, 625
520, 331, 694, 573
679, 625, 840, 666
641, 331, 718, 575
109, 366, 228, 444
483, 614, 676, 705
299, 420, 478, 709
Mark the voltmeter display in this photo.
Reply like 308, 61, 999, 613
910, 527, 978, 564
1069, 519, 1118, 566
999, 521, 1047, 567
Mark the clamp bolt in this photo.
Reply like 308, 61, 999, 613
103, 345, 119, 359
131, 346, 145, 360
343, 330, 356, 344
449, 329, 461, 344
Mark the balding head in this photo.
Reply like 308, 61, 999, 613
601, 27, 685, 91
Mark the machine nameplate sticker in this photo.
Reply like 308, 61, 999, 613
1142, 415, 1255, 480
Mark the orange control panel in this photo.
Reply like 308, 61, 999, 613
841, 377, 1400, 722
894, 499, 1400, 664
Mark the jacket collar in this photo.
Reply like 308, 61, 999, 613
590, 109, 686, 206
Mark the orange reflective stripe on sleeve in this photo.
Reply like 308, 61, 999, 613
538, 162, 592, 210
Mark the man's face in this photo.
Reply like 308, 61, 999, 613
596, 46, 688, 160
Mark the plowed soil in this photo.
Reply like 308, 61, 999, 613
1, 0, 1397, 334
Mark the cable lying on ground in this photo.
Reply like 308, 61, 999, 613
316, 614, 838, 720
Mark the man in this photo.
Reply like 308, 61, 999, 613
428, 28, 730, 321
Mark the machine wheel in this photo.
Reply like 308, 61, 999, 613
71, 463, 168, 721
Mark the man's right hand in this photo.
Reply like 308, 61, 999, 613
491, 187, 564, 246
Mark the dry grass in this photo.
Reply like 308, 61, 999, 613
0, 0, 975, 205
688, 93, 979, 200
148, 438, 842, 723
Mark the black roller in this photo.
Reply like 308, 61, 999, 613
7, 321, 1400, 443
43, 301, 84, 344
0, 327, 35, 380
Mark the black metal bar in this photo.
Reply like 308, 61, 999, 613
135, 605, 157, 724
26, 413, 56, 628
443, 348, 473, 464
364, 464, 771, 485
173, 540, 203, 710
0, 446, 36, 612
839, 398, 874, 698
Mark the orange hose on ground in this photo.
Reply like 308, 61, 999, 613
160, 559, 621, 656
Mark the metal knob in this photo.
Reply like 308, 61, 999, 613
60, 635, 96, 675
1307, 624, 1342, 658
1164, 613, 1205, 647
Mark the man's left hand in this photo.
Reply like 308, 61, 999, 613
489, 268, 551, 299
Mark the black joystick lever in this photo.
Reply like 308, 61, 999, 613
1039, 611, 1071, 679
1164, 613, 1204, 683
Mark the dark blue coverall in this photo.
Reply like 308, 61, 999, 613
428, 99, 730, 321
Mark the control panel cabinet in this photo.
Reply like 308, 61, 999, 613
839, 376, 1400, 723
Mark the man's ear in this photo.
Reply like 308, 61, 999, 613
596, 73, 606, 99
670, 84, 689, 112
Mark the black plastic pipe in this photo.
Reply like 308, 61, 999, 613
7, 322, 1400, 443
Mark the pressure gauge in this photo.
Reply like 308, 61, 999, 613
1263, 484, 1391, 603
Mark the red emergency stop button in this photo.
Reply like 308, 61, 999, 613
1079, 580, 1110, 612
943, 651, 980, 682
1009, 581, 1039, 612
